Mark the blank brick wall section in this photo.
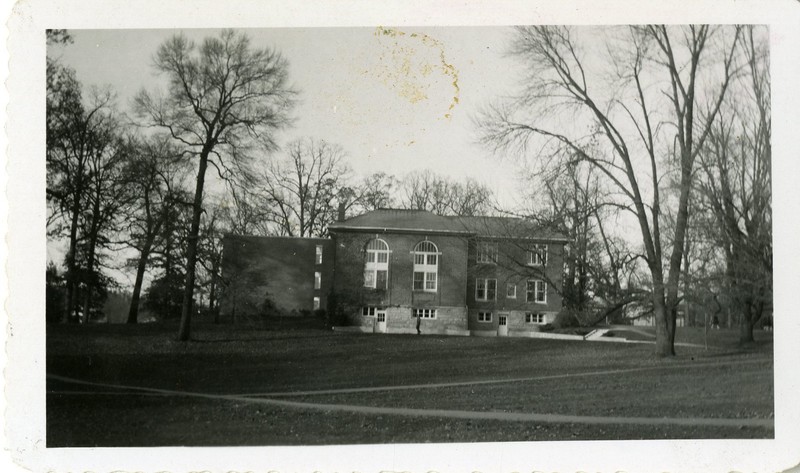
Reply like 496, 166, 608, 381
220, 235, 334, 318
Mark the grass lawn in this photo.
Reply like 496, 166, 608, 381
46, 319, 774, 446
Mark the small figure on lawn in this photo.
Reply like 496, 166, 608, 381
711, 315, 720, 330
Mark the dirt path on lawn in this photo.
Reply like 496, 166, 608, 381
48, 356, 773, 429
237, 357, 771, 397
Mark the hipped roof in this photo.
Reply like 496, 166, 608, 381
328, 209, 568, 242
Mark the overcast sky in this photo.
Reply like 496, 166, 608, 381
51, 27, 528, 206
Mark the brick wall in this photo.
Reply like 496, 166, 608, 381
466, 239, 564, 332
330, 230, 469, 315
219, 235, 334, 317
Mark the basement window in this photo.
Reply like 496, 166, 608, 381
477, 311, 493, 322
525, 312, 545, 324
413, 308, 437, 319
362, 306, 384, 317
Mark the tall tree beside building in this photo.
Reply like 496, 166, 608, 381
134, 30, 296, 340
481, 25, 744, 356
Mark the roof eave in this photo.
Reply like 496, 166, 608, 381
328, 225, 474, 237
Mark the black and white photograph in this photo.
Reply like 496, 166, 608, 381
3, 1, 800, 472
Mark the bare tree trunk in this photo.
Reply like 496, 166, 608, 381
63, 192, 82, 323
80, 196, 103, 324
127, 231, 157, 324
653, 280, 676, 357
739, 306, 755, 343
178, 150, 210, 341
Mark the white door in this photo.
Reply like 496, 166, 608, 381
498, 314, 508, 336
376, 310, 387, 333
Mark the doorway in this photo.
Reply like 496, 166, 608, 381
376, 309, 387, 333
498, 313, 508, 336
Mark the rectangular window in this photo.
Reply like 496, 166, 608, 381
425, 272, 437, 290
413, 271, 425, 290
313, 297, 320, 310
475, 278, 497, 301
314, 272, 321, 290
414, 253, 425, 265
413, 271, 437, 292
364, 270, 375, 288
315, 245, 323, 264
477, 241, 498, 264
376, 270, 388, 289
477, 311, 492, 322
527, 279, 547, 303
525, 312, 545, 324
506, 283, 516, 299
527, 244, 548, 266
377, 252, 388, 263
413, 308, 437, 319
362, 307, 376, 317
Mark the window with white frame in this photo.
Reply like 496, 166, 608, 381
413, 308, 437, 319
364, 239, 390, 289
313, 297, 321, 310
475, 278, 497, 301
314, 271, 321, 290
527, 244, 548, 266
525, 312, 545, 324
506, 283, 517, 299
412, 240, 439, 292
477, 241, 498, 264
526, 279, 547, 303
315, 245, 323, 264
477, 311, 492, 322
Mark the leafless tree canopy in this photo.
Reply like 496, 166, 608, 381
134, 29, 297, 340
257, 137, 352, 237
479, 25, 765, 355
400, 169, 495, 216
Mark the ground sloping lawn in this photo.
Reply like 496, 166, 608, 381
46, 320, 773, 446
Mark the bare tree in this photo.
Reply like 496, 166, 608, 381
47, 54, 125, 322
258, 137, 350, 237
75, 110, 132, 323
480, 26, 743, 356
696, 26, 771, 343
350, 172, 399, 213
135, 30, 296, 340
123, 135, 189, 323
400, 169, 494, 216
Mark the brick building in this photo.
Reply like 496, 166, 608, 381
221, 209, 567, 336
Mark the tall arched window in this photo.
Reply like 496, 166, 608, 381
364, 238, 389, 289
412, 240, 439, 292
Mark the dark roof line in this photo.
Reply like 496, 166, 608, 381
329, 209, 569, 241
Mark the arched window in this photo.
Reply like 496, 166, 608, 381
364, 238, 389, 289
412, 240, 439, 292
